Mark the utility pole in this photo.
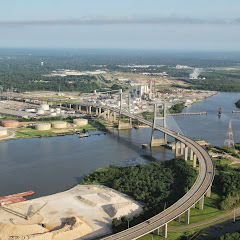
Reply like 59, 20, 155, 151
234, 208, 236, 222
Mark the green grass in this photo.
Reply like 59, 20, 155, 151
212, 157, 233, 166
192, 98, 202, 104
0, 115, 19, 121
15, 128, 74, 138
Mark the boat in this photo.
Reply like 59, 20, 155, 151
79, 133, 89, 138
0, 191, 34, 205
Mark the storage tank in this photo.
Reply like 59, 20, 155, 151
51, 121, 67, 129
50, 112, 57, 116
37, 109, 45, 115
73, 119, 88, 126
35, 123, 51, 131
40, 104, 49, 111
0, 129, 8, 137
2, 120, 19, 128
25, 108, 36, 113
56, 108, 61, 114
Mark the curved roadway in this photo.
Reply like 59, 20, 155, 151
73, 102, 214, 240
15, 98, 215, 240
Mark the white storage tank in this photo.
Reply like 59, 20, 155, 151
0, 129, 8, 137
40, 104, 49, 111
51, 121, 67, 129
35, 123, 51, 131
25, 108, 36, 113
73, 118, 88, 126
37, 109, 45, 115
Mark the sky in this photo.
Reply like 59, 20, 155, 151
1, 0, 240, 51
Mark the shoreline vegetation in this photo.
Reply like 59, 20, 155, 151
81, 159, 197, 233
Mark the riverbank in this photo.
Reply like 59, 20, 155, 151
0, 185, 143, 240
0, 119, 109, 142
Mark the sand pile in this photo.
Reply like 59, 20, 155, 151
0, 222, 47, 237
52, 217, 92, 240
103, 202, 143, 219
5, 217, 92, 240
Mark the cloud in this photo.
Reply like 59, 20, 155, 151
0, 16, 237, 27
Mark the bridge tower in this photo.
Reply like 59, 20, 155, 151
224, 119, 235, 148
118, 90, 132, 130
151, 103, 167, 147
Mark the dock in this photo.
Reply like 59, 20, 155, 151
167, 112, 207, 116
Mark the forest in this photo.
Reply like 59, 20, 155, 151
1, 49, 240, 93
81, 158, 196, 233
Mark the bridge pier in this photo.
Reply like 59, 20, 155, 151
190, 149, 194, 160
185, 209, 190, 224
184, 146, 189, 161
98, 107, 102, 117
113, 112, 117, 122
206, 186, 211, 197
180, 142, 185, 155
162, 223, 167, 238
69, 103, 72, 109
199, 196, 204, 210
78, 105, 81, 111
107, 110, 110, 121
151, 103, 167, 147
96, 108, 98, 115
175, 141, 182, 157
89, 106, 92, 115
193, 154, 197, 168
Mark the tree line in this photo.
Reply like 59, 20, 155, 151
81, 159, 196, 233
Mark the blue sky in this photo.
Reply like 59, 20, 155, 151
1, 0, 240, 50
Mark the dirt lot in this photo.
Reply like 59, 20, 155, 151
0, 185, 143, 240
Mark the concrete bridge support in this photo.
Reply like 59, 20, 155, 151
78, 105, 81, 111
190, 149, 194, 160
180, 143, 185, 155
104, 110, 107, 120
193, 154, 197, 168
98, 107, 102, 117
199, 196, 204, 210
162, 224, 167, 238
175, 141, 182, 157
109, 112, 114, 122
151, 103, 167, 147
184, 146, 189, 161
185, 209, 190, 225
113, 112, 117, 122
206, 186, 211, 197
69, 103, 72, 109
107, 110, 110, 121
96, 108, 98, 115
89, 106, 92, 115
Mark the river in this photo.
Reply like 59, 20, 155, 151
0, 92, 240, 198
